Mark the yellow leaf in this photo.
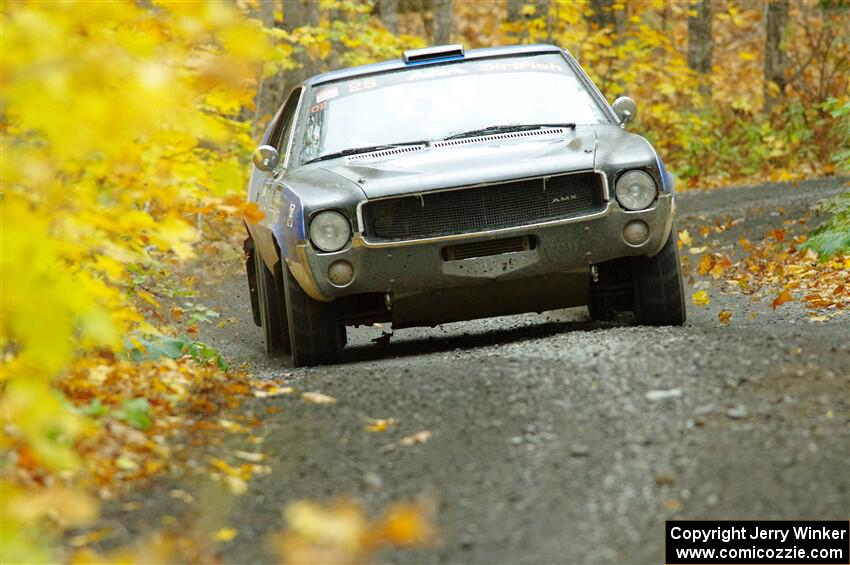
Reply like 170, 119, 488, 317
214, 527, 239, 542
691, 290, 710, 306
365, 418, 397, 433
678, 230, 693, 248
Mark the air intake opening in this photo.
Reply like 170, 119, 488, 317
442, 236, 536, 261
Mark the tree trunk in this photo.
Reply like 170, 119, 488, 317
507, 0, 524, 22
687, 0, 713, 95
589, 0, 616, 30
281, 0, 320, 94
764, 0, 789, 111
431, 0, 453, 45
379, 0, 400, 34
252, 0, 279, 139
283, 0, 319, 30
252, 0, 321, 139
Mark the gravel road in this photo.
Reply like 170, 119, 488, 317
104, 177, 849, 564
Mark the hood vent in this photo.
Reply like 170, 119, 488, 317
432, 127, 567, 149
345, 127, 567, 163
347, 144, 426, 162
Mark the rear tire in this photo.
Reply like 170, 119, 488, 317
282, 262, 343, 367
255, 253, 290, 356
630, 229, 686, 326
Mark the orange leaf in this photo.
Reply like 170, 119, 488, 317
698, 254, 714, 275
771, 289, 794, 309
242, 202, 265, 224
718, 310, 732, 325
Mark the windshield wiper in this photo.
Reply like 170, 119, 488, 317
443, 123, 576, 141
303, 141, 429, 165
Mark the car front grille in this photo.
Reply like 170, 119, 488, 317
361, 172, 604, 241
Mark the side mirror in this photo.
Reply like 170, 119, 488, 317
612, 96, 638, 126
252, 145, 280, 172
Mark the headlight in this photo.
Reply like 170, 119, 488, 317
615, 170, 657, 211
309, 211, 351, 252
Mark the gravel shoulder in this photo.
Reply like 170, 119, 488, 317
101, 177, 849, 564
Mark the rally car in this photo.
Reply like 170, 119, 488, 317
244, 44, 686, 366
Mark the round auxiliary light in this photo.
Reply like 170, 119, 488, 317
623, 220, 650, 246
328, 260, 355, 287
616, 170, 657, 211
309, 211, 351, 252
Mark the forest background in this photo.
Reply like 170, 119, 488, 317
1, 0, 848, 561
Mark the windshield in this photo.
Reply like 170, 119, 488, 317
298, 53, 609, 164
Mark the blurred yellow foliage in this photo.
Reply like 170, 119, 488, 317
272, 499, 435, 564
1, 0, 272, 560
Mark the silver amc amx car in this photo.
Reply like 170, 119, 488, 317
244, 44, 686, 366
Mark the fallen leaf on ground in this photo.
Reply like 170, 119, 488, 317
718, 310, 733, 324
365, 418, 397, 433
663, 498, 682, 512
691, 290, 710, 306
253, 385, 294, 398
678, 230, 692, 247
399, 431, 432, 446
169, 489, 195, 504
271, 499, 435, 564
214, 527, 239, 542
233, 450, 266, 462
302, 392, 337, 405
772, 289, 794, 309
689, 246, 707, 255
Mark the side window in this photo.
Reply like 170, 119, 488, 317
267, 88, 302, 168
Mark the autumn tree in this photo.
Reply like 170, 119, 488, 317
432, 0, 454, 44
688, 0, 714, 95
764, 0, 790, 111
589, 0, 617, 30
379, 0, 401, 34
253, 0, 280, 136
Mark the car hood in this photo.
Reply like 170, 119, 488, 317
319, 128, 599, 199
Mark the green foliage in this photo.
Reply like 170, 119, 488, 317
127, 334, 229, 370
803, 191, 850, 258
115, 398, 153, 431
79, 398, 109, 418
825, 98, 850, 171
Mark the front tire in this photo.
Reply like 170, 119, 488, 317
630, 229, 686, 326
281, 262, 343, 367
255, 253, 290, 356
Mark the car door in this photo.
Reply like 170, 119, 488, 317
248, 87, 304, 270
249, 87, 303, 206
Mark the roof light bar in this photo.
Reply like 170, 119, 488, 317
402, 44, 465, 64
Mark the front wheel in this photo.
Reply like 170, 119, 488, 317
254, 252, 290, 356
630, 229, 686, 326
282, 262, 343, 367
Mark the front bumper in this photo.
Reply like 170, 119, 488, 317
289, 193, 674, 302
